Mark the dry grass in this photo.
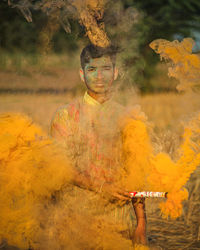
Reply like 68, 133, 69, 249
1, 92, 200, 133
0, 53, 82, 93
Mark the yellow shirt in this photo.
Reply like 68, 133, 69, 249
51, 92, 124, 182
50, 92, 136, 234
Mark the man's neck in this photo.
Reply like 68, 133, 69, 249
87, 90, 111, 104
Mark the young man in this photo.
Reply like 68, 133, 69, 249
50, 44, 146, 245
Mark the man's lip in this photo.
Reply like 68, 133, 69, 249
95, 83, 104, 87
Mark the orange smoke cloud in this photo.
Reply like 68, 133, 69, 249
120, 110, 200, 219
159, 112, 200, 218
120, 118, 153, 192
2, 111, 197, 246
0, 113, 72, 249
120, 37, 200, 218
0, 113, 149, 249
149, 38, 200, 91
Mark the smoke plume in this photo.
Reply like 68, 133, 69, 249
0, 113, 149, 249
150, 38, 200, 91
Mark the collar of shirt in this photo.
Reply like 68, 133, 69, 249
83, 92, 112, 111
83, 92, 101, 107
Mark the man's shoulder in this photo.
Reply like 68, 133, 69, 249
108, 99, 125, 113
52, 99, 82, 122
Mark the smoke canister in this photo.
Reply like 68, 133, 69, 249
129, 191, 167, 198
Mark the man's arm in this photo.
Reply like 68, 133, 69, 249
50, 108, 70, 141
73, 170, 131, 203
51, 107, 132, 202
132, 198, 147, 245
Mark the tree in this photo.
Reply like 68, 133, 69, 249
104, 0, 200, 92
129, 0, 200, 91
0, 1, 81, 54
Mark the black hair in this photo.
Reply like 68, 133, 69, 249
80, 44, 118, 69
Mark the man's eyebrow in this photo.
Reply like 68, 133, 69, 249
102, 65, 112, 68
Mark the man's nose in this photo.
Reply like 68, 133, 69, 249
97, 69, 103, 79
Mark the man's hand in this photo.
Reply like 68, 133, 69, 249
132, 198, 147, 245
72, 170, 131, 203
72, 169, 93, 190
100, 182, 131, 203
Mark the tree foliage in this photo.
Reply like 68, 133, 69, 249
0, 0, 200, 92
0, 1, 81, 53
105, 0, 200, 92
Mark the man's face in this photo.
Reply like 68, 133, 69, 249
83, 56, 115, 94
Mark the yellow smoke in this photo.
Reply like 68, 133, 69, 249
72, 0, 110, 47
117, 37, 200, 219
149, 37, 200, 217
120, 118, 153, 191
158, 112, 200, 218
0, 113, 72, 249
149, 38, 200, 91
0, 113, 148, 249
120, 111, 200, 219
42, 207, 134, 250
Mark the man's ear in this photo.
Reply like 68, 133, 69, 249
79, 68, 85, 82
114, 67, 118, 81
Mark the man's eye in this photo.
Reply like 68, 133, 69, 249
88, 68, 96, 72
103, 66, 111, 70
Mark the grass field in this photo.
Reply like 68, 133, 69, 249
1, 91, 200, 134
